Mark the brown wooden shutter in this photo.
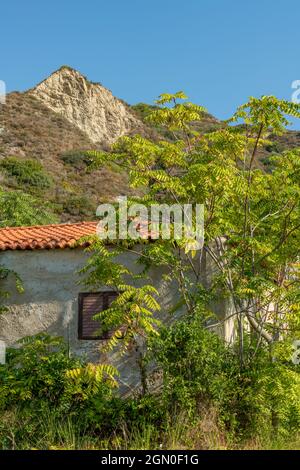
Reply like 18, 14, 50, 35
78, 292, 118, 340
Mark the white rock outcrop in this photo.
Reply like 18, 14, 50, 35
29, 66, 145, 144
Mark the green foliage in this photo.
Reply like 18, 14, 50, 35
81, 239, 161, 353
1, 329, 299, 449
0, 264, 24, 314
265, 141, 283, 154
60, 150, 92, 170
0, 334, 116, 411
1, 92, 300, 449
0, 157, 52, 190
65, 363, 119, 399
131, 95, 219, 141
132, 102, 160, 121
62, 194, 95, 217
150, 316, 300, 438
94, 285, 161, 353
89, 92, 300, 364
149, 316, 236, 411
83, 91, 300, 444
147, 92, 207, 135
0, 190, 58, 227
230, 95, 300, 135
0, 334, 80, 408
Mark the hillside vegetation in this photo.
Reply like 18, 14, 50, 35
1, 67, 300, 225
0, 91, 131, 223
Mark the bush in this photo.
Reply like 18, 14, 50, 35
60, 150, 92, 170
0, 334, 115, 413
149, 316, 300, 439
131, 103, 160, 121
0, 157, 52, 190
0, 335, 80, 409
62, 194, 95, 216
1, 330, 300, 449
149, 315, 238, 413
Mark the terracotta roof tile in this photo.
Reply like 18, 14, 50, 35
0, 220, 154, 251
0, 221, 98, 251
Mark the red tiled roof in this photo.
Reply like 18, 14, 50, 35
0, 220, 154, 251
0, 221, 99, 251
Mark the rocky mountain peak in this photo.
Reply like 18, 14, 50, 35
28, 66, 145, 144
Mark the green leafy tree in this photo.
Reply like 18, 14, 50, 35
81, 238, 161, 362
86, 92, 300, 371
0, 190, 58, 227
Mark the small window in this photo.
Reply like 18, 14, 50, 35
78, 291, 118, 340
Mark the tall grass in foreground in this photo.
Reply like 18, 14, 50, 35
1, 406, 299, 451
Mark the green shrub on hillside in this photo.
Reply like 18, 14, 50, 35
62, 194, 95, 217
0, 157, 52, 190
131, 103, 160, 121
60, 150, 92, 170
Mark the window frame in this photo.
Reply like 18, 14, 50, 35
78, 291, 118, 340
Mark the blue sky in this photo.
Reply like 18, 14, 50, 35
1, 0, 300, 127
